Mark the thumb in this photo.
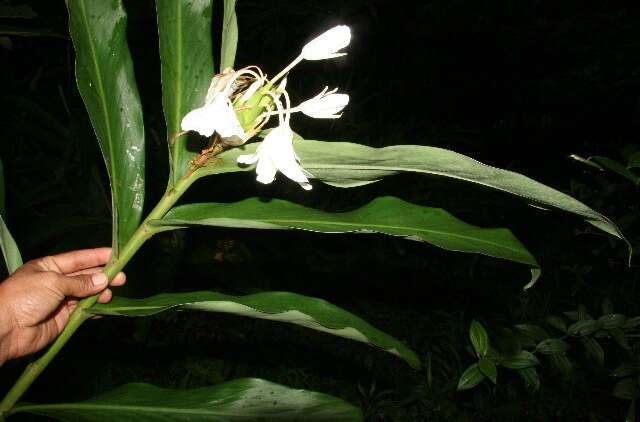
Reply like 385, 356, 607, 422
55, 272, 109, 298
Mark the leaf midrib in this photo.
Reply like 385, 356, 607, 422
171, 0, 183, 185
78, 0, 118, 253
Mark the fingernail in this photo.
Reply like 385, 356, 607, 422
91, 273, 107, 286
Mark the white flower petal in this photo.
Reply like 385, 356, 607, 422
255, 155, 277, 185
299, 92, 349, 119
237, 153, 259, 165
180, 105, 217, 137
181, 92, 246, 139
301, 25, 351, 61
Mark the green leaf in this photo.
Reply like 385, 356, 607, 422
156, 0, 214, 185
514, 324, 549, 342
517, 367, 540, 391
470, 320, 490, 358
0, 215, 22, 275
0, 157, 21, 274
66, 0, 145, 256
624, 317, 640, 329
536, 338, 570, 354
10, 378, 363, 421
614, 379, 640, 401
581, 337, 604, 366
589, 156, 640, 185
220, 0, 238, 70
203, 138, 628, 255
546, 315, 567, 332
457, 363, 485, 391
628, 151, 640, 169
478, 358, 497, 384
91, 290, 420, 369
550, 353, 572, 376
611, 364, 635, 378
500, 350, 539, 370
153, 197, 539, 277
567, 319, 600, 337
598, 314, 626, 330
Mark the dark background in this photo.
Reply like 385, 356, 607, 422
1, 0, 640, 420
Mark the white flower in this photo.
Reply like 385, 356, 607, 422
237, 94, 312, 190
295, 87, 349, 118
180, 92, 245, 139
301, 25, 351, 61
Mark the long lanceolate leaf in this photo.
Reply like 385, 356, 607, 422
91, 290, 421, 369
154, 196, 538, 269
220, 0, 238, 70
201, 138, 629, 255
67, 0, 145, 256
11, 379, 363, 421
156, 0, 214, 186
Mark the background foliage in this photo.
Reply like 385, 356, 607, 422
1, 0, 639, 420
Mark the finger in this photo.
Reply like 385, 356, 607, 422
43, 248, 112, 274
110, 272, 126, 287
68, 266, 103, 276
97, 289, 112, 304
49, 272, 109, 298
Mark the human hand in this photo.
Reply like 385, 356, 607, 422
0, 247, 126, 364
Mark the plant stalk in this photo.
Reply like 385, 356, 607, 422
0, 175, 196, 417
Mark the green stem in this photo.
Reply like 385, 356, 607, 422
0, 175, 196, 416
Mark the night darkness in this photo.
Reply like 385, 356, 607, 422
1, 1, 640, 420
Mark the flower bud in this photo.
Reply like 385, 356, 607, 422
301, 25, 351, 61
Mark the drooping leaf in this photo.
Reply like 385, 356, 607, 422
0, 157, 22, 274
220, 0, 238, 70
614, 379, 640, 401
581, 337, 605, 366
567, 319, 600, 337
589, 156, 640, 185
156, 0, 214, 185
536, 338, 570, 354
598, 314, 626, 330
478, 358, 497, 384
500, 350, 539, 370
517, 367, 540, 391
91, 290, 420, 369
457, 363, 485, 390
152, 197, 539, 281
66, 0, 145, 256
10, 378, 363, 421
201, 138, 628, 255
469, 320, 490, 358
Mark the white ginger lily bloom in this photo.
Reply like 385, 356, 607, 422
295, 86, 349, 118
180, 92, 245, 138
301, 25, 351, 61
237, 93, 312, 190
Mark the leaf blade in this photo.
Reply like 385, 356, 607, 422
11, 379, 363, 421
156, 0, 214, 185
220, 0, 238, 70
203, 138, 627, 253
91, 290, 421, 369
66, 0, 145, 255
154, 197, 539, 271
